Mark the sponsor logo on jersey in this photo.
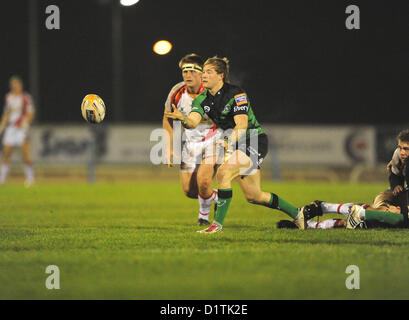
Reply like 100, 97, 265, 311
233, 105, 248, 113
222, 105, 231, 115
234, 93, 248, 106
204, 106, 210, 113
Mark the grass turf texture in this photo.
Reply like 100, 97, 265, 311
1, 181, 409, 299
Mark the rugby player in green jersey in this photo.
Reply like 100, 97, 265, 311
165, 56, 319, 232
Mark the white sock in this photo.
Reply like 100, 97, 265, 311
198, 190, 218, 220
198, 192, 213, 220
0, 163, 9, 184
308, 219, 343, 229
359, 208, 366, 220
321, 202, 353, 216
24, 164, 35, 184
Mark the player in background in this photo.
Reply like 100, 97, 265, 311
165, 56, 319, 232
386, 129, 409, 196
163, 54, 222, 225
0, 76, 35, 186
345, 131, 409, 229
385, 129, 409, 226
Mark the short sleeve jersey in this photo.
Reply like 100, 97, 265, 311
164, 82, 216, 142
191, 83, 264, 139
4, 92, 34, 126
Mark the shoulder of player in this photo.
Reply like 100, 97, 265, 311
170, 81, 186, 93
23, 92, 33, 99
225, 83, 247, 96
168, 81, 186, 96
193, 89, 208, 104
22, 92, 34, 104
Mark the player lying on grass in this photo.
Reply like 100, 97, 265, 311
276, 189, 402, 229
163, 54, 222, 226
165, 56, 320, 232
308, 189, 408, 229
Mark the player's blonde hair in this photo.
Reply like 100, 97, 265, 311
204, 56, 230, 83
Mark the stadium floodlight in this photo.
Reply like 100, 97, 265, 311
153, 40, 173, 55
120, 0, 140, 6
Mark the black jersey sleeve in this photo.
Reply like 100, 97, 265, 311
231, 92, 250, 116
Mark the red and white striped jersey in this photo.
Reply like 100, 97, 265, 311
165, 82, 217, 142
3, 92, 34, 127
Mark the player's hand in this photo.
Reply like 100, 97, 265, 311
217, 139, 234, 162
388, 205, 401, 214
386, 160, 393, 172
393, 185, 404, 195
165, 149, 179, 168
164, 104, 184, 121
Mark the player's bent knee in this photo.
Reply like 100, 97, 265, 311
183, 187, 198, 199
198, 177, 211, 190
244, 193, 263, 205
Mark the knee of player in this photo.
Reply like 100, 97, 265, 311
245, 194, 258, 204
244, 190, 264, 204
198, 177, 212, 190
183, 188, 198, 199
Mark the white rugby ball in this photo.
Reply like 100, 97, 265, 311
81, 94, 106, 123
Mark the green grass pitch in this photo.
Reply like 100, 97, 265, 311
1, 181, 409, 299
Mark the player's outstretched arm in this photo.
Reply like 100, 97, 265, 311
164, 104, 202, 129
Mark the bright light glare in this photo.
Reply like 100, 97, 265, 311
120, 0, 140, 6
153, 40, 173, 55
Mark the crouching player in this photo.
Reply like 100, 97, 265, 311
0, 76, 35, 186
386, 129, 409, 226
165, 56, 319, 232
163, 54, 222, 225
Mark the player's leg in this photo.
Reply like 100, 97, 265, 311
200, 149, 305, 232
346, 205, 405, 229
198, 149, 248, 232
318, 201, 353, 216
0, 144, 13, 184
179, 140, 199, 198
21, 141, 35, 186
179, 170, 198, 199
196, 155, 217, 225
311, 219, 345, 229
277, 219, 345, 229
237, 170, 300, 220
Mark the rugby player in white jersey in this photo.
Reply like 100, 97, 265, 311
163, 54, 222, 225
0, 76, 35, 186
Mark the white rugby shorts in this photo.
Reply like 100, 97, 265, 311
180, 130, 222, 173
2, 126, 28, 147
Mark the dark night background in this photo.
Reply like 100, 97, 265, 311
0, 0, 408, 125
